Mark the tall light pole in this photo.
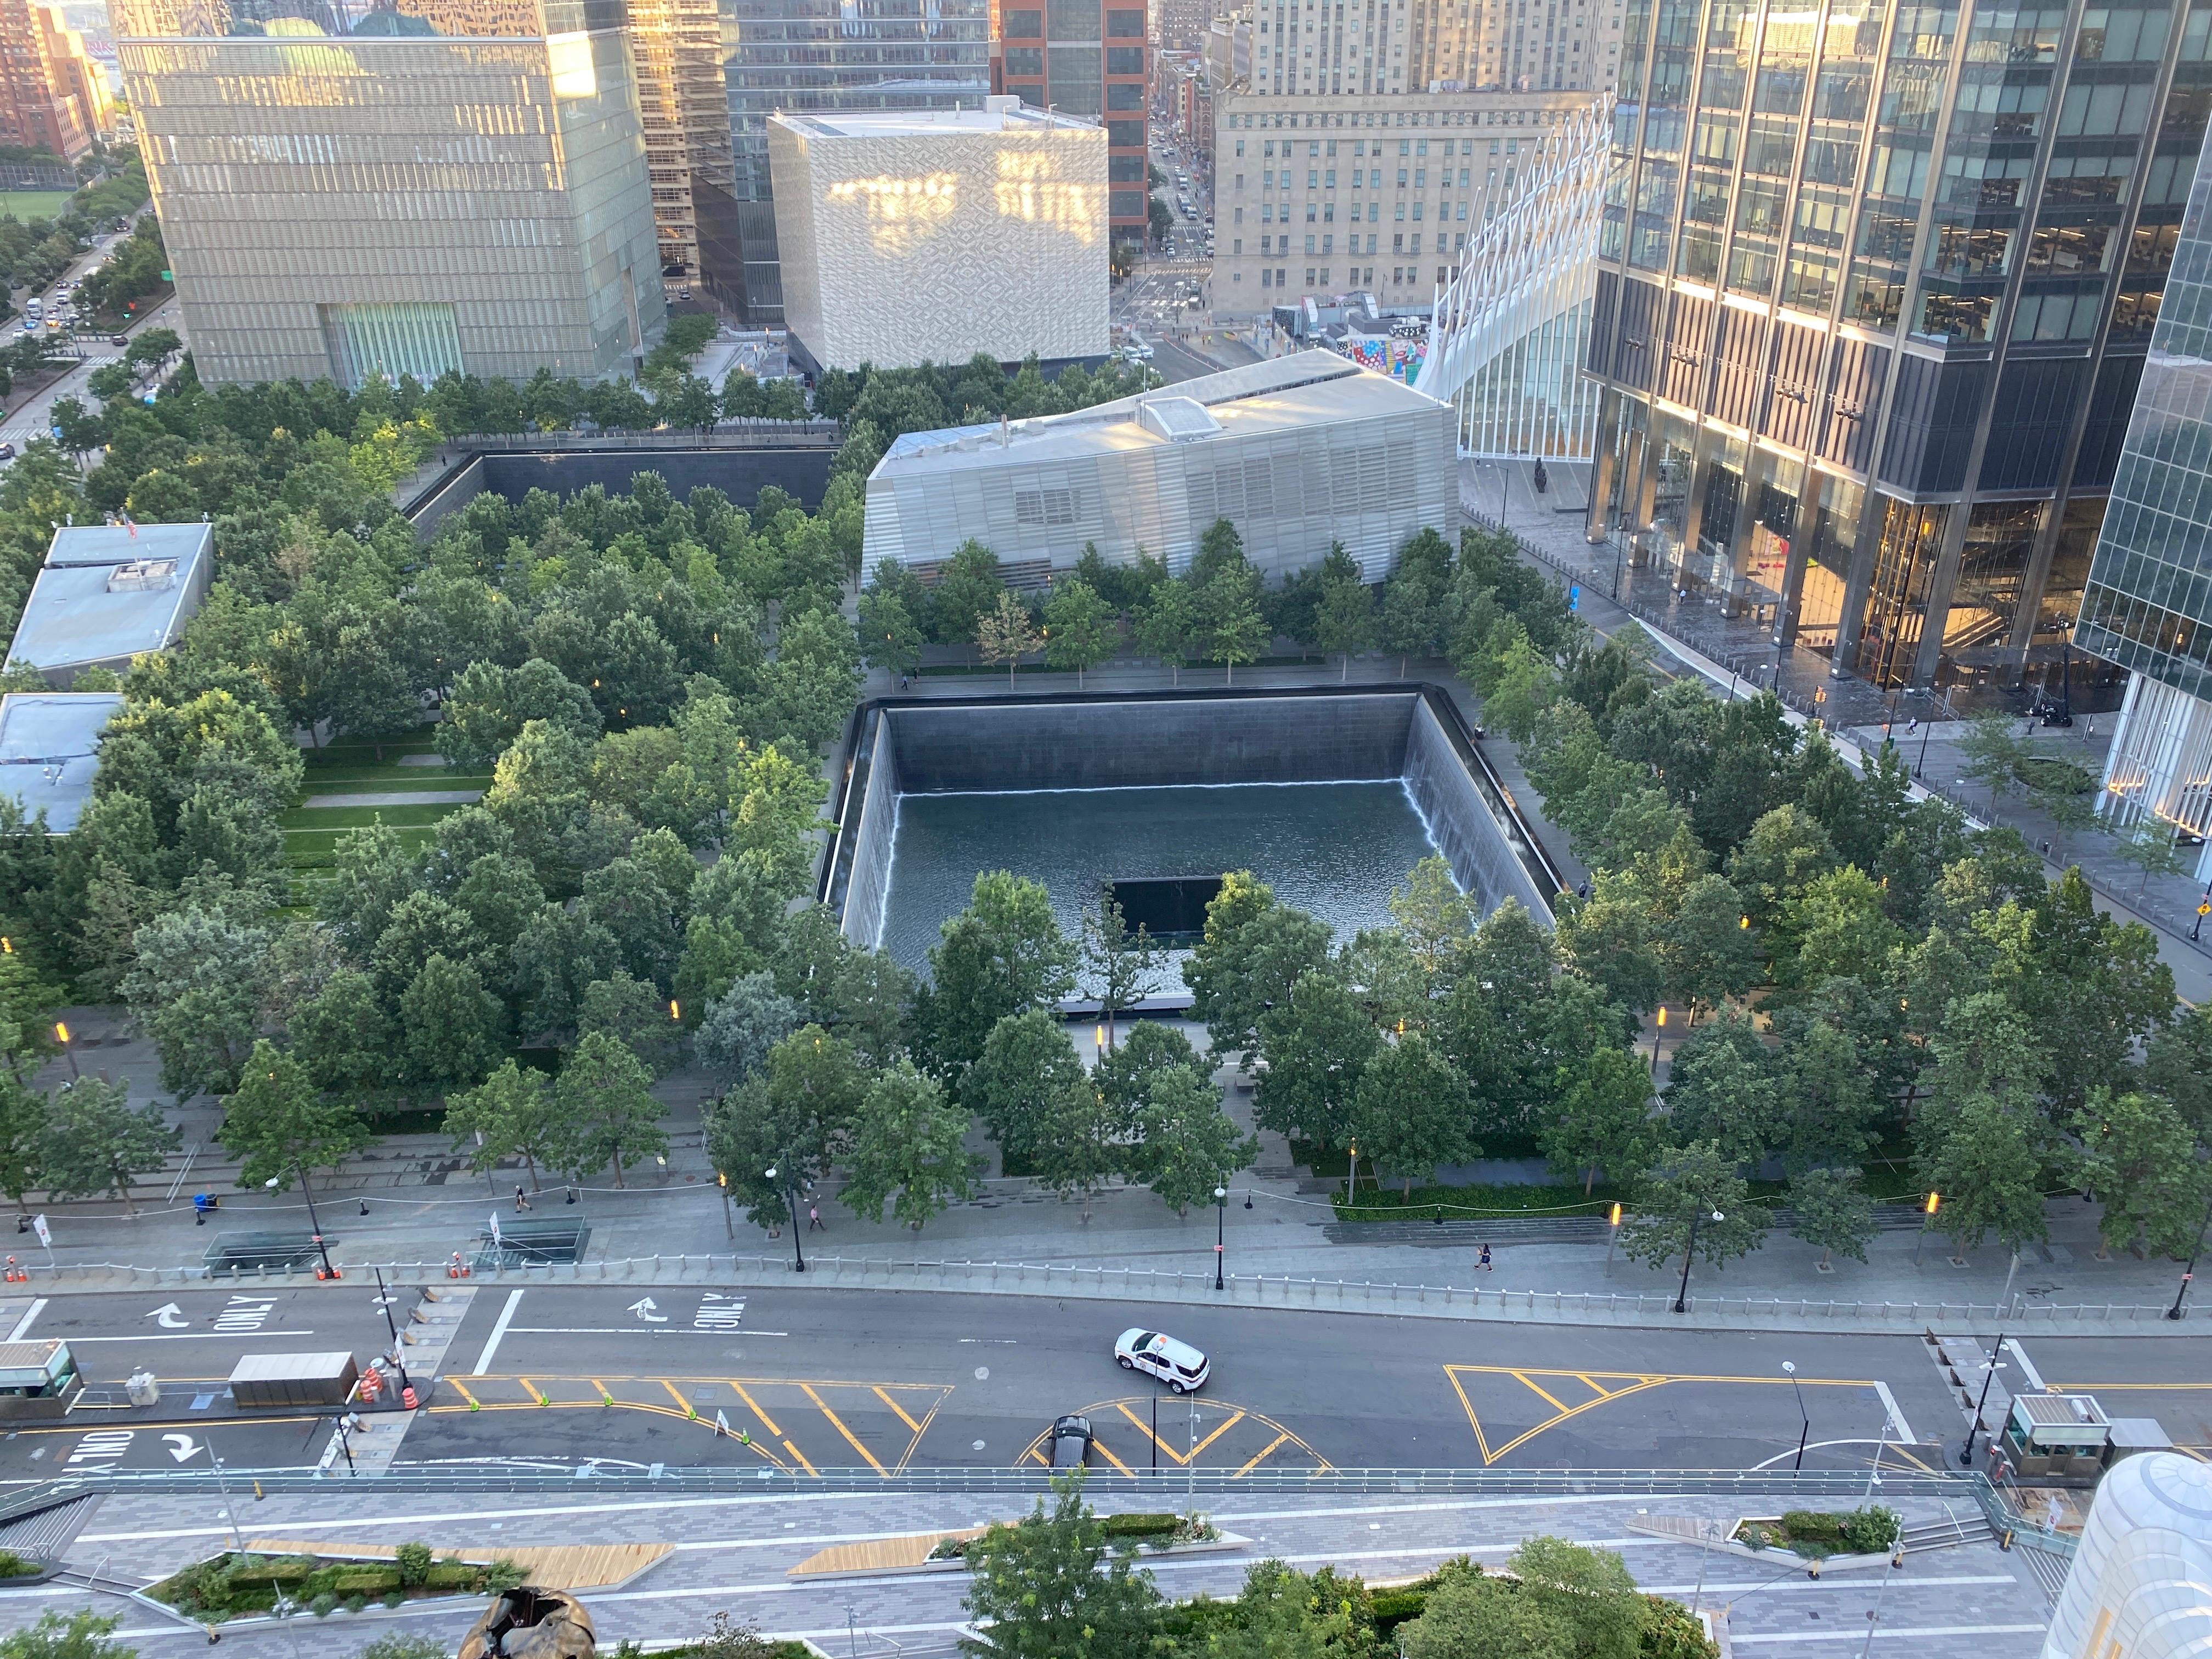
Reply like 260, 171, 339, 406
1782, 1360, 1809, 1471
1960, 1334, 2007, 1466
765, 1164, 805, 1273
2168, 1193, 2212, 1319
1213, 1186, 1228, 1291
370, 1266, 413, 1404
267, 1166, 337, 1280
1674, 1209, 1723, 1313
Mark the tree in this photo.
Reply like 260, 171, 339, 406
1350, 1030, 1475, 1197
120, 904, 271, 1101
2146, 1003, 2212, 1137
841, 1059, 978, 1229
0, 1614, 134, 1659
1662, 1013, 1782, 1169
1959, 713, 2028, 812
1917, 1090, 2052, 1256
1310, 546, 1375, 681
38, 1079, 177, 1214
696, 970, 800, 1089
1390, 853, 1477, 982
1400, 1572, 1570, 1659
1133, 1064, 1256, 1214
0, 1075, 44, 1218
1197, 561, 1269, 683
579, 969, 681, 1075
1618, 1140, 1771, 1276
2115, 818, 2188, 891
1134, 579, 1198, 684
977, 590, 1041, 689
1509, 1535, 1648, 1659
399, 953, 507, 1097
912, 872, 1075, 1086
1183, 875, 1332, 1062
1253, 970, 1378, 1152
1656, 873, 1758, 1017
551, 1030, 667, 1187
965, 1007, 1088, 1167
1542, 1044, 1654, 1195
220, 1039, 372, 1192
2078, 1089, 2212, 1259
1787, 1166, 1877, 1269
290, 967, 391, 1094
443, 1059, 562, 1190
857, 585, 924, 677
1080, 887, 1164, 1049
961, 1471, 1161, 1659
1043, 580, 1114, 688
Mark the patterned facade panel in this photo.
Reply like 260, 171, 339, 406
1660, 289, 1711, 408
1708, 304, 1767, 431
1878, 355, 1990, 495
767, 112, 1110, 371
1817, 335, 1886, 473
1613, 275, 1664, 393
1977, 357, 2087, 493
1762, 317, 1824, 450
1589, 267, 1621, 377
2074, 353, 2148, 490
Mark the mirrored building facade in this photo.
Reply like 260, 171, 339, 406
1582, 0, 2212, 696
116, 0, 667, 386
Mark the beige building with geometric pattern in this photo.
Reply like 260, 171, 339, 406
115, 0, 665, 388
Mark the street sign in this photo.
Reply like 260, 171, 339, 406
30, 1214, 48, 1248
489, 1210, 502, 1247
1568, 583, 1581, 611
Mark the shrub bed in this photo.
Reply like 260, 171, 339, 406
148, 1548, 526, 1621
1736, 1506, 1899, 1558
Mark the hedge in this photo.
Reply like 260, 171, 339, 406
1100, 1513, 1179, 1537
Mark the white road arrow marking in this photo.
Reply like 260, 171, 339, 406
145, 1303, 187, 1329
628, 1297, 668, 1324
162, 1432, 202, 1463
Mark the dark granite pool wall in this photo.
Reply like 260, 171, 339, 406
822, 686, 1561, 952
405, 443, 836, 537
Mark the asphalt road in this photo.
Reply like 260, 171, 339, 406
10, 1284, 2182, 1486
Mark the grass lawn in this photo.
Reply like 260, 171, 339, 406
283, 803, 471, 832
0, 191, 73, 221
284, 822, 445, 872
298, 770, 492, 795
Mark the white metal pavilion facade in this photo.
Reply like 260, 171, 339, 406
1415, 95, 1609, 460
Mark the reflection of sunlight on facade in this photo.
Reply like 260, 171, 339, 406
992, 151, 1099, 245
826, 172, 960, 253
259, 21, 362, 75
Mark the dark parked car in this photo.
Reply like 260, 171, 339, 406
109, 334, 127, 346
1047, 1413, 1094, 1469
0, 443, 15, 460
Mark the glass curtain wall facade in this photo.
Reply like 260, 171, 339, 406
1583, 0, 2212, 693
2075, 117, 2212, 871
633, 0, 739, 298
718, 0, 990, 323
117, 0, 666, 387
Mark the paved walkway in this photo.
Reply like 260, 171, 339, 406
299, 789, 485, 809
14, 1480, 2052, 1659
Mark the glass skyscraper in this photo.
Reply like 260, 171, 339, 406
716, 0, 990, 321
2075, 118, 2212, 872
117, 0, 667, 387
1582, 0, 2212, 698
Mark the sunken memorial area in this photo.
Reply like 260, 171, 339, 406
822, 687, 1561, 981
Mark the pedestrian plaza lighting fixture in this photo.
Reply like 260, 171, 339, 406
1674, 1209, 1725, 1313
1782, 1361, 1809, 1471
1214, 1186, 1228, 1291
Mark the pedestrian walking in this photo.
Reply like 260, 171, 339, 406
514, 1185, 530, 1212
1477, 1242, 1493, 1272
808, 1203, 824, 1231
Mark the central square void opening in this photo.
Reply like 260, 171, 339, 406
1109, 875, 1226, 943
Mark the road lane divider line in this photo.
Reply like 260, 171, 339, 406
729, 1381, 783, 1437
1113, 1400, 1186, 1464
780, 1438, 817, 1476
2005, 1339, 2045, 1392
1092, 1437, 1135, 1477
799, 1384, 886, 1476
893, 1394, 946, 1475
1185, 1409, 1248, 1463
1512, 1370, 1572, 1414
471, 1289, 524, 1375
660, 1380, 696, 1415
1234, 1432, 1293, 1476
4, 1300, 44, 1342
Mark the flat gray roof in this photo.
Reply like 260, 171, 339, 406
0, 692, 125, 832
6, 521, 212, 673
773, 102, 1096, 139
870, 350, 1444, 479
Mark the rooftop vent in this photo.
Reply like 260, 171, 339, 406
1136, 396, 1221, 444
106, 559, 177, 593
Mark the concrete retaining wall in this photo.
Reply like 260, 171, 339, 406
834, 687, 1558, 950
405, 445, 836, 537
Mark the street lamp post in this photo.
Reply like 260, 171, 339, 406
1960, 1334, 2008, 1466
1782, 1360, 1809, 1471
765, 1164, 805, 1273
267, 1166, 337, 1280
1214, 1186, 1228, 1291
1674, 1209, 1724, 1313
370, 1267, 414, 1404
2166, 1194, 2212, 1319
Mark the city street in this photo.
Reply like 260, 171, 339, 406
0, 216, 176, 460
1, 1283, 2204, 1484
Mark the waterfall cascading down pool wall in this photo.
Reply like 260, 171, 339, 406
820, 686, 1562, 957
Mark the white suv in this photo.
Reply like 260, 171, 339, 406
1115, 1328, 1210, 1393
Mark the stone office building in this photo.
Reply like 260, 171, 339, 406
1581, 0, 2212, 699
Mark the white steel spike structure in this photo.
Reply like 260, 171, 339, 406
1416, 95, 1610, 461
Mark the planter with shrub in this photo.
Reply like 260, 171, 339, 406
148, 1547, 528, 1622
1735, 1507, 1899, 1560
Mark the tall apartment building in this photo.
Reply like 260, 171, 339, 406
0, 0, 108, 157
996, 0, 1149, 240
1581, 0, 2212, 700
1215, 88, 1588, 304
633, 0, 739, 301
116, 0, 666, 387
1160, 0, 1220, 52
1248, 0, 1621, 96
